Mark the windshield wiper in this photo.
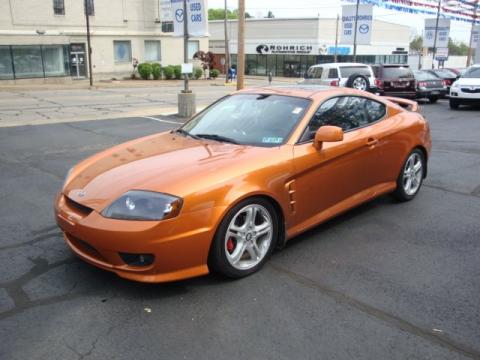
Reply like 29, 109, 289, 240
194, 133, 239, 144
173, 128, 199, 139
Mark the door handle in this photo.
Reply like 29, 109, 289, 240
366, 138, 378, 147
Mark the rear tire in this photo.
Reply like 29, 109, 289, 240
428, 96, 438, 103
208, 197, 279, 279
449, 99, 460, 109
392, 149, 425, 202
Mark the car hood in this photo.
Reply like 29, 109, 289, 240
454, 78, 480, 86
64, 131, 282, 212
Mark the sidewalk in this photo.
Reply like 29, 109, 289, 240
0, 77, 300, 127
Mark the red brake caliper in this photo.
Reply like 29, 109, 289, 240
227, 237, 235, 253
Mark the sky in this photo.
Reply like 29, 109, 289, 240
208, 0, 474, 43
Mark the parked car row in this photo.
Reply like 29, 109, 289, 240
301, 62, 480, 109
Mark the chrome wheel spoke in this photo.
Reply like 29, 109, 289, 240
224, 204, 273, 270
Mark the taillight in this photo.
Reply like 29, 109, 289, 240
374, 79, 383, 89
444, 79, 451, 85
329, 79, 339, 86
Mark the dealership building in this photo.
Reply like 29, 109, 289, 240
0, 0, 208, 83
209, 17, 412, 77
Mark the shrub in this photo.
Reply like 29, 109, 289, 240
210, 69, 220, 79
152, 63, 161, 80
163, 65, 175, 80
173, 65, 182, 79
137, 63, 152, 80
194, 67, 203, 80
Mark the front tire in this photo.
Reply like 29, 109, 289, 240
449, 99, 460, 109
392, 149, 425, 202
208, 197, 279, 279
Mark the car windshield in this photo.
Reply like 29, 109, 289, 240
181, 94, 311, 147
383, 66, 413, 79
461, 67, 480, 78
339, 66, 371, 78
414, 71, 440, 81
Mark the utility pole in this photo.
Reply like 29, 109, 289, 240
431, 0, 442, 69
177, 0, 195, 118
84, 0, 93, 86
352, 0, 360, 62
224, 0, 230, 83
183, 0, 189, 93
466, 0, 479, 67
236, 0, 245, 90
334, 14, 339, 63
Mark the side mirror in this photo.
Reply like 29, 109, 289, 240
313, 126, 344, 150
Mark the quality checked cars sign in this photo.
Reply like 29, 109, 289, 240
172, 0, 209, 37
341, 4, 373, 45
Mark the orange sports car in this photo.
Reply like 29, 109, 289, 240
54, 86, 431, 282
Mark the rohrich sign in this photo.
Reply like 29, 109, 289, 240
256, 44, 314, 55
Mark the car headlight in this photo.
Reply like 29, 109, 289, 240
101, 191, 183, 221
63, 167, 73, 189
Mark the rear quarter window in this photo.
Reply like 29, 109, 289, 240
328, 68, 339, 78
339, 66, 372, 78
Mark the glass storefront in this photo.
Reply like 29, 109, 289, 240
231, 53, 408, 78
0, 44, 70, 80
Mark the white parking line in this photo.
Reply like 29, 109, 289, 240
142, 116, 183, 125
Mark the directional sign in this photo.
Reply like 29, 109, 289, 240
341, 4, 373, 45
424, 18, 450, 48
172, 0, 208, 37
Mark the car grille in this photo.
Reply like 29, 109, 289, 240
461, 87, 480, 93
64, 196, 93, 216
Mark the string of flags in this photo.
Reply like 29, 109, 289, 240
342, 0, 480, 24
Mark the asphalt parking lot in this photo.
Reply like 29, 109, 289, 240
0, 99, 479, 360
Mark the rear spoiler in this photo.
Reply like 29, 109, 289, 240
384, 97, 419, 112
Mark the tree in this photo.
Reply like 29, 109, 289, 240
409, 35, 423, 53
448, 38, 469, 56
266, 10, 275, 18
208, 8, 252, 20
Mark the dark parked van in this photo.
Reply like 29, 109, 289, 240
371, 64, 416, 98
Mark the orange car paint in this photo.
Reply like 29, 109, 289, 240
54, 87, 431, 282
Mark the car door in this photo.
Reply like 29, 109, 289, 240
290, 96, 386, 232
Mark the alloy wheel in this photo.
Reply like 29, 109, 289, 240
402, 152, 423, 196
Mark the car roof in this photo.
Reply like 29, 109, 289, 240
310, 63, 370, 68
237, 85, 372, 100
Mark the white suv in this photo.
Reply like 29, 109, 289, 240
449, 65, 480, 109
300, 63, 377, 92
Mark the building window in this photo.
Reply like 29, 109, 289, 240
11, 46, 44, 78
161, 22, 173, 33
114, 41, 132, 63
187, 40, 199, 60
53, 0, 65, 15
85, 0, 94, 16
144, 41, 161, 62
0, 46, 14, 80
42, 45, 69, 76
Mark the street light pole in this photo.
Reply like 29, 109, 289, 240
84, 0, 93, 86
334, 14, 339, 63
431, 0, 442, 69
466, 0, 479, 67
236, 0, 245, 90
352, 0, 360, 62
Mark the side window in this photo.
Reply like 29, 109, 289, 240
313, 67, 323, 79
299, 97, 386, 142
328, 68, 338, 78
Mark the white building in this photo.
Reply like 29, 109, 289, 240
0, 0, 209, 83
209, 17, 412, 77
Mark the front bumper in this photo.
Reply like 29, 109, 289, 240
54, 193, 225, 282
450, 88, 480, 103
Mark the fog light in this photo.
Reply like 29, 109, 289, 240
119, 252, 154, 266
